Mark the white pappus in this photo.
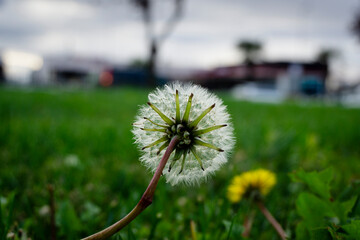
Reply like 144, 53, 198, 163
132, 82, 235, 186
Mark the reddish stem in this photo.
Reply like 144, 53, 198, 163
256, 201, 287, 240
242, 210, 255, 238
82, 136, 180, 240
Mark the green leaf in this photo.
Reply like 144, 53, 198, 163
332, 197, 357, 223
80, 201, 101, 222
56, 200, 82, 238
310, 227, 332, 240
290, 168, 334, 199
350, 196, 360, 217
296, 193, 335, 227
339, 180, 360, 218
339, 180, 360, 201
341, 220, 360, 239
296, 221, 310, 240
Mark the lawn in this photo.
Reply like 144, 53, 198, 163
0, 86, 359, 239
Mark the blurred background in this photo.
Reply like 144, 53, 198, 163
1, 0, 360, 239
0, 0, 360, 103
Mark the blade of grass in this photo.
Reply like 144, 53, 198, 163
226, 214, 237, 240
127, 226, 136, 240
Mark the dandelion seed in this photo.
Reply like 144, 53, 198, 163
133, 82, 235, 185
227, 169, 276, 203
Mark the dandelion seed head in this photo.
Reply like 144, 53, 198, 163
132, 82, 235, 186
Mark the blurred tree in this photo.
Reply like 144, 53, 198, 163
352, 8, 360, 41
315, 48, 339, 81
236, 40, 262, 81
315, 48, 339, 65
237, 40, 262, 64
130, 0, 184, 86
0, 59, 5, 84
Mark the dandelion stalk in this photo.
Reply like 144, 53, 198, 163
82, 136, 180, 240
256, 201, 287, 240
242, 210, 255, 238
83, 83, 234, 239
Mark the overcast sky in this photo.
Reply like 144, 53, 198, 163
1, 0, 360, 83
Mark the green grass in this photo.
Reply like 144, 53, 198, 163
0, 86, 359, 239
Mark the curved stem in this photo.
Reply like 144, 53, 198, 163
82, 136, 180, 240
256, 201, 287, 240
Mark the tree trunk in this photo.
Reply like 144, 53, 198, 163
147, 40, 157, 87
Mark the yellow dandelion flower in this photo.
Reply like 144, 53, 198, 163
227, 169, 276, 203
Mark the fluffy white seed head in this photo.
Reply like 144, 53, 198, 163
132, 82, 235, 186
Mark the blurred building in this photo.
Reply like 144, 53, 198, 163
35, 56, 111, 86
0, 49, 173, 88
98, 67, 169, 87
191, 61, 328, 97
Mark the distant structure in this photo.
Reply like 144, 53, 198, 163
191, 61, 328, 96
0, 49, 172, 87
237, 40, 263, 64
35, 56, 110, 86
98, 67, 169, 87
